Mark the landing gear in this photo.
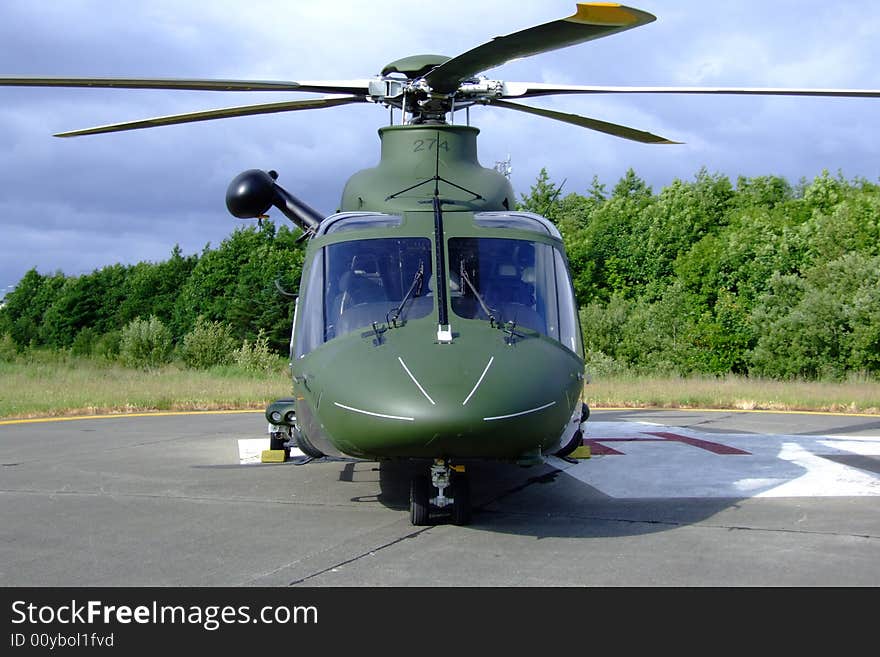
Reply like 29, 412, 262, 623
268, 426, 291, 460
266, 399, 325, 459
409, 459, 472, 526
451, 472, 471, 526
555, 428, 583, 458
410, 476, 431, 526
266, 422, 324, 461
555, 401, 589, 458
292, 425, 324, 459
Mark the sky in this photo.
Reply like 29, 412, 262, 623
1, 0, 879, 295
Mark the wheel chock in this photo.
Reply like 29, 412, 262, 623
261, 449, 287, 463
569, 445, 591, 459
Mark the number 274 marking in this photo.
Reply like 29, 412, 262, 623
412, 138, 449, 152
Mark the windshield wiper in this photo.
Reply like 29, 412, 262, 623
387, 260, 424, 327
459, 260, 497, 326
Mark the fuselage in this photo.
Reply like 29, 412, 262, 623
287, 124, 585, 463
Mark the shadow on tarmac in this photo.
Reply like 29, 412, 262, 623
333, 458, 757, 538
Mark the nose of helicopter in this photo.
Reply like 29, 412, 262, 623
311, 325, 583, 460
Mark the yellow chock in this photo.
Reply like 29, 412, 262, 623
261, 449, 287, 463
569, 445, 591, 459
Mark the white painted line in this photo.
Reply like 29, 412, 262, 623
463, 356, 494, 406
333, 402, 414, 422
557, 421, 880, 498
398, 357, 436, 405
238, 438, 267, 464
237, 438, 305, 465
752, 441, 880, 497
484, 401, 556, 422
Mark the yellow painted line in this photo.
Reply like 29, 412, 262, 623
0, 409, 263, 426
1, 405, 876, 427
590, 406, 879, 418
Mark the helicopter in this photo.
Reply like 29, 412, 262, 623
3, 3, 879, 526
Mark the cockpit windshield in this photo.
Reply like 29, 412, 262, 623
294, 237, 433, 357
294, 232, 581, 358
448, 237, 582, 355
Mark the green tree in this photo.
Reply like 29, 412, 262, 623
119, 245, 198, 329
517, 167, 563, 220
0, 269, 65, 348
172, 221, 304, 352
735, 174, 792, 209
611, 167, 652, 200
39, 264, 129, 349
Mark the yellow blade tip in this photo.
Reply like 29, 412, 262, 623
569, 3, 654, 26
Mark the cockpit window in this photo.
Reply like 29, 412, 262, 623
294, 237, 433, 356
448, 237, 582, 355
473, 211, 562, 239
317, 212, 402, 235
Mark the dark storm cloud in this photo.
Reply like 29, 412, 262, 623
1, 0, 878, 293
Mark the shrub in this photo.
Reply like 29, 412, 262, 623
583, 350, 629, 379
180, 317, 237, 369
93, 330, 122, 361
70, 327, 98, 357
233, 329, 278, 373
119, 316, 173, 368
0, 333, 18, 362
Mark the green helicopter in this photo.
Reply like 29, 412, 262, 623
3, 3, 879, 525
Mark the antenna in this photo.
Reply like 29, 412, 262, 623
541, 177, 566, 217
494, 155, 512, 179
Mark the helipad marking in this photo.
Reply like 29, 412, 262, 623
583, 432, 750, 455
237, 438, 304, 464
556, 421, 880, 498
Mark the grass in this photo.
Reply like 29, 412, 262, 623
0, 354, 291, 420
584, 373, 880, 414
1, 354, 878, 420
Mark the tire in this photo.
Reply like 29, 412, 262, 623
292, 426, 324, 459
555, 428, 583, 458
410, 476, 431, 526
451, 474, 471, 526
581, 402, 590, 423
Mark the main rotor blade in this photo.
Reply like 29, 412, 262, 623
0, 75, 371, 95
488, 98, 680, 144
502, 82, 880, 99
425, 3, 655, 94
53, 95, 366, 137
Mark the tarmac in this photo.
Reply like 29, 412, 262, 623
1, 408, 878, 586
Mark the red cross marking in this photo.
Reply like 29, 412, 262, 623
581, 432, 751, 456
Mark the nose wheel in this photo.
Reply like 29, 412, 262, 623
409, 459, 471, 526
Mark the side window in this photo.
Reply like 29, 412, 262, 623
554, 248, 583, 357
293, 249, 325, 359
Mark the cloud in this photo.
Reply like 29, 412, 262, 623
0, 0, 878, 292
